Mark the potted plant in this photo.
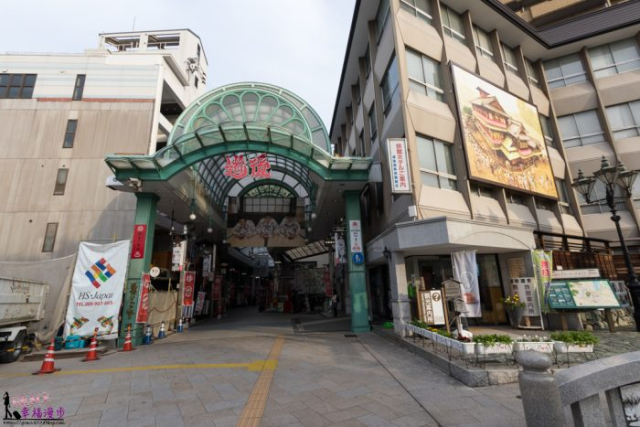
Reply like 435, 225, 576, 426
447, 332, 476, 355
501, 294, 525, 328
513, 335, 553, 353
473, 334, 513, 355
550, 331, 598, 353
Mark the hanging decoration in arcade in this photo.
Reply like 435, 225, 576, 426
451, 65, 558, 199
223, 153, 272, 180
136, 273, 151, 324
183, 271, 196, 306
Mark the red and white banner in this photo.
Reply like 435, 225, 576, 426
324, 266, 332, 297
131, 224, 147, 259
386, 138, 412, 193
64, 240, 130, 338
194, 291, 206, 315
183, 271, 196, 306
136, 273, 151, 323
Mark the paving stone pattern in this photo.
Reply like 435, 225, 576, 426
0, 309, 526, 426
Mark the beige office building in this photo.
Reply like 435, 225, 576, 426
330, 0, 640, 330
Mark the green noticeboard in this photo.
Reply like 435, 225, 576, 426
548, 279, 621, 310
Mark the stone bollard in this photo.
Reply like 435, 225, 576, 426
516, 350, 566, 427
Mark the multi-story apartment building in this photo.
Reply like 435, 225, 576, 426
0, 30, 207, 266
330, 0, 640, 329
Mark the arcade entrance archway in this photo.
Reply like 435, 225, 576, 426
105, 83, 372, 343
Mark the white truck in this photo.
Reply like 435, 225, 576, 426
0, 277, 49, 363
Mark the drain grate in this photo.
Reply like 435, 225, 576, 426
344, 334, 357, 338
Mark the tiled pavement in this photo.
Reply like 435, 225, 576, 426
0, 309, 525, 426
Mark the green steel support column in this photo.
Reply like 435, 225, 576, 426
344, 191, 370, 333
121, 193, 159, 346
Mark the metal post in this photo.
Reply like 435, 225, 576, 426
516, 351, 566, 426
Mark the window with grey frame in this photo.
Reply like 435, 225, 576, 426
606, 100, 640, 140
506, 191, 525, 205
524, 58, 540, 87
368, 104, 377, 145
555, 179, 572, 214
470, 183, 493, 198
53, 168, 69, 195
0, 74, 37, 99
416, 135, 457, 191
543, 54, 587, 89
405, 48, 444, 101
538, 114, 555, 147
440, 4, 466, 45
557, 110, 605, 148
63, 120, 78, 148
502, 44, 519, 74
364, 45, 372, 79
72, 74, 86, 100
359, 130, 366, 156
375, 0, 390, 43
354, 80, 361, 105
535, 197, 554, 212
380, 55, 399, 116
473, 26, 494, 62
589, 38, 640, 79
399, 0, 433, 25
42, 223, 58, 253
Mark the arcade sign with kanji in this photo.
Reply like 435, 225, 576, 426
223, 153, 272, 180
386, 138, 412, 194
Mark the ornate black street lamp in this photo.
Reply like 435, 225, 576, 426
572, 156, 640, 331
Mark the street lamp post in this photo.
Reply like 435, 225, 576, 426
572, 156, 640, 332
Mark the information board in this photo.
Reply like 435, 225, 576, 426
548, 279, 620, 310
418, 290, 445, 325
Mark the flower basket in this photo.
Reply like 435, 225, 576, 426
475, 342, 513, 355
553, 342, 594, 353
513, 341, 553, 353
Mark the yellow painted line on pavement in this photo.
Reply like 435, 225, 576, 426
0, 360, 272, 378
237, 335, 285, 427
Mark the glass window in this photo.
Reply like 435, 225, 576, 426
536, 198, 554, 211
589, 38, 640, 79
381, 55, 400, 115
348, 105, 353, 125
525, 58, 540, 87
470, 184, 494, 198
0, 73, 37, 99
73, 74, 86, 101
359, 130, 366, 156
544, 54, 587, 89
440, 4, 466, 45
53, 168, 69, 195
364, 45, 372, 78
400, 0, 433, 25
354, 80, 361, 105
539, 114, 554, 147
502, 44, 519, 74
555, 179, 572, 214
63, 120, 78, 148
506, 191, 524, 205
557, 110, 605, 148
42, 223, 58, 253
416, 135, 457, 191
376, 0, 390, 43
606, 101, 640, 140
405, 49, 444, 101
473, 26, 494, 62
368, 104, 377, 144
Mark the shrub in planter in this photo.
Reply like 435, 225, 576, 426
550, 331, 598, 353
513, 335, 553, 352
473, 334, 513, 354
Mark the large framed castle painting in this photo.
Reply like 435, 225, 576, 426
451, 64, 558, 199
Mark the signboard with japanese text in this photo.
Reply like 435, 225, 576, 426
349, 220, 363, 254
194, 291, 206, 315
386, 138, 412, 193
183, 272, 196, 306
552, 269, 599, 280
131, 224, 147, 259
418, 290, 445, 325
548, 279, 620, 309
136, 273, 151, 323
510, 277, 540, 316
223, 153, 272, 180
532, 250, 553, 313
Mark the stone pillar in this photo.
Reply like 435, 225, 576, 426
121, 193, 159, 346
389, 251, 411, 336
516, 351, 566, 427
344, 191, 370, 333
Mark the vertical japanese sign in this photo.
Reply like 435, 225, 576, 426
452, 250, 481, 317
386, 138, 412, 193
183, 271, 196, 306
136, 273, 151, 323
532, 250, 553, 313
194, 291, 206, 315
510, 278, 540, 316
349, 220, 363, 254
419, 290, 445, 325
131, 224, 147, 259
324, 266, 332, 297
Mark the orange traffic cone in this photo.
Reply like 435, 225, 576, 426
82, 328, 100, 362
33, 338, 61, 375
119, 324, 135, 352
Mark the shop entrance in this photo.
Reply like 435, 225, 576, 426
105, 83, 373, 343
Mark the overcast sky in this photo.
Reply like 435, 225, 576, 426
0, 0, 355, 130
